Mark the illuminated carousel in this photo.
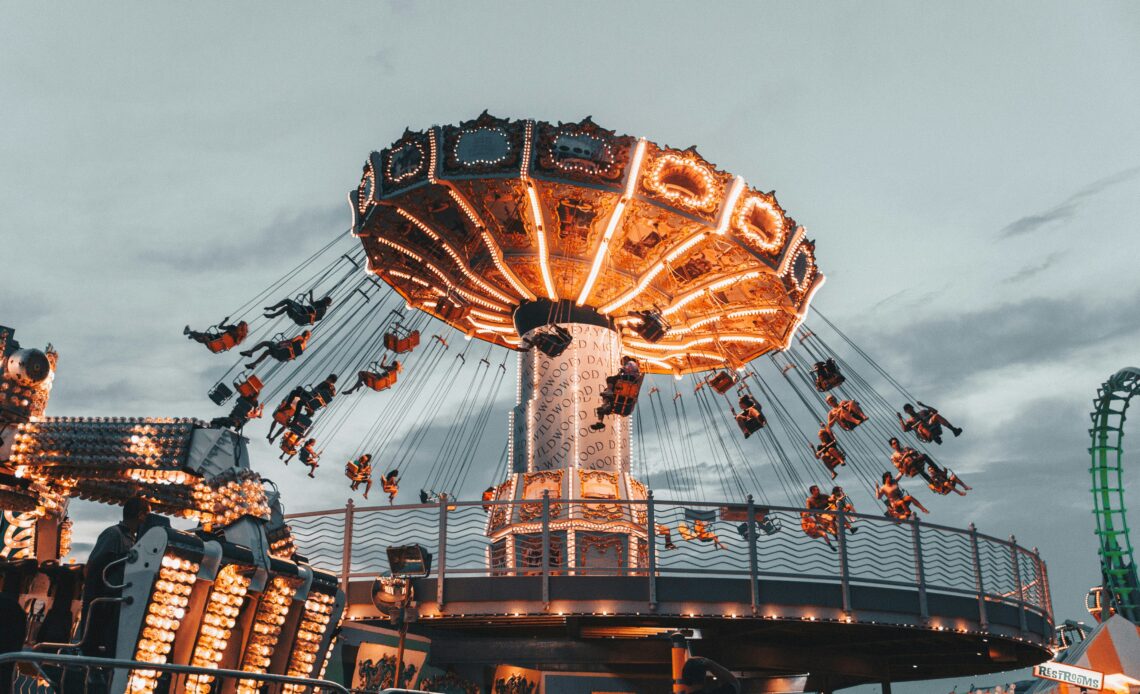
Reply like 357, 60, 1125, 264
352, 112, 820, 574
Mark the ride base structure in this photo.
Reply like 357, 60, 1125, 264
308, 114, 1054, 693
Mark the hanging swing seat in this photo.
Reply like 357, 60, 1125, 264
287, 410, 314, 438
812, 358, 846, 391
234, 373, 264, 400
529, 325, 573, 358
735, 409, 766, 437
719, 505, 780, 536
611, 373, 644, 416
203, 322, 249, 354
208, 382, 235, 406
280, 430, 301, 457
362, 366, 399, 391
631, 310, 669, 343
678, 510, 723, 548
707, 370, 738, 394
436, 296, 470, 321
384, 326, 421, 354
800, 511, 836, 539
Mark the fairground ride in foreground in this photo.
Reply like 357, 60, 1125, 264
0, 113, 1054, 694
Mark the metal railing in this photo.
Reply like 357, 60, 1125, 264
0, 651, 348, 694
287, 494, 1051, 623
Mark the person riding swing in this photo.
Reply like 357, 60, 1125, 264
812, 357, 845, 391
267, 386, 305, 443
801, 485, 837, 550
735, 393, 766, 438
814, 424, 847, 479
298, 438, 320, 478
209, 394, 263, 432
828, 486, 858, 534
925, 460, 971, 496
343, 359, 402, 394
346, 454, 373, 499
241, 330, 311, 369
888, 437, 932, 480
897, 401, 963, 444
264, 290, 333, 326
825, 394, 868, 431
381, 469, 400, 504
185, 317, 249, 353
590, 356, 643, 431
876, 471, 929, 520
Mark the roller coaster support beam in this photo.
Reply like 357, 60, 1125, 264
1089, 367, 1140, 622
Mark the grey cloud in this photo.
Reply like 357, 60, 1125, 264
1000, 166, 1140, 238
1001, 252, 1060, 284
134, 204, 347, 274
1000, 204, 1078, 238
865, 292, 1140, 393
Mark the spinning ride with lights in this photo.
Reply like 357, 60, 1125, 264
352, 113, 821, 571
0, 113, 1059, 693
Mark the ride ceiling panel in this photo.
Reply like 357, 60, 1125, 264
452, 178, 533, 251
355, 114, 825, 374
533, 180, 622, 264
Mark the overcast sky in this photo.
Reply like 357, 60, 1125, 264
2, 3, 1139, 691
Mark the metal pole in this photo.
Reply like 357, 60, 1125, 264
670, 631, 688, 694
542, 490, 551, 609
911, 518, 928, 621
647, 491, 657, 609
341, 498, 355, 585
836, 508, 851, 616
437, 494, 448, 608
394, 581, 412, 689
1010, 536, 1027, 632
968, 523, 988, 630
1036, 546, 1054, 636
747, 495, 759, 615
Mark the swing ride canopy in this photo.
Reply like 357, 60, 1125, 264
351, 113, 824, 375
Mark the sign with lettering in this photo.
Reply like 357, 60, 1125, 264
515, 323, 628, 473
1032, 661, 1104, 690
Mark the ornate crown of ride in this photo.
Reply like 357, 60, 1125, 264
351, 113, 824, 374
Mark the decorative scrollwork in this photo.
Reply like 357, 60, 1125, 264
519, 470, 563, 521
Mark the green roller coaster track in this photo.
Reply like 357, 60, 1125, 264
1090, 367, 1140, 622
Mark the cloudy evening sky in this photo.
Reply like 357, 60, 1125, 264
2, 3, 1139, 691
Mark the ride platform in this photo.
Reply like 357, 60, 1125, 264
289, 496, 1054, 692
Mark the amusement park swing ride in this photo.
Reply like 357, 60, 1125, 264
0, 113, 1061, 693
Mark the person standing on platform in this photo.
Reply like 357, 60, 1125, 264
80, 498, 151, 659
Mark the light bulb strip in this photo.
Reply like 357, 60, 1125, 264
126, 553, 200, 694
661, 270, 762, 318
395, 208, 516, 304
576, 139, 648, 306
713, 176, 746, 234
599, 229, 709, 315
442, 183, 534, 300
185, 564, 251, 694
236, 575, 299, 694
524, 182, 558, 301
